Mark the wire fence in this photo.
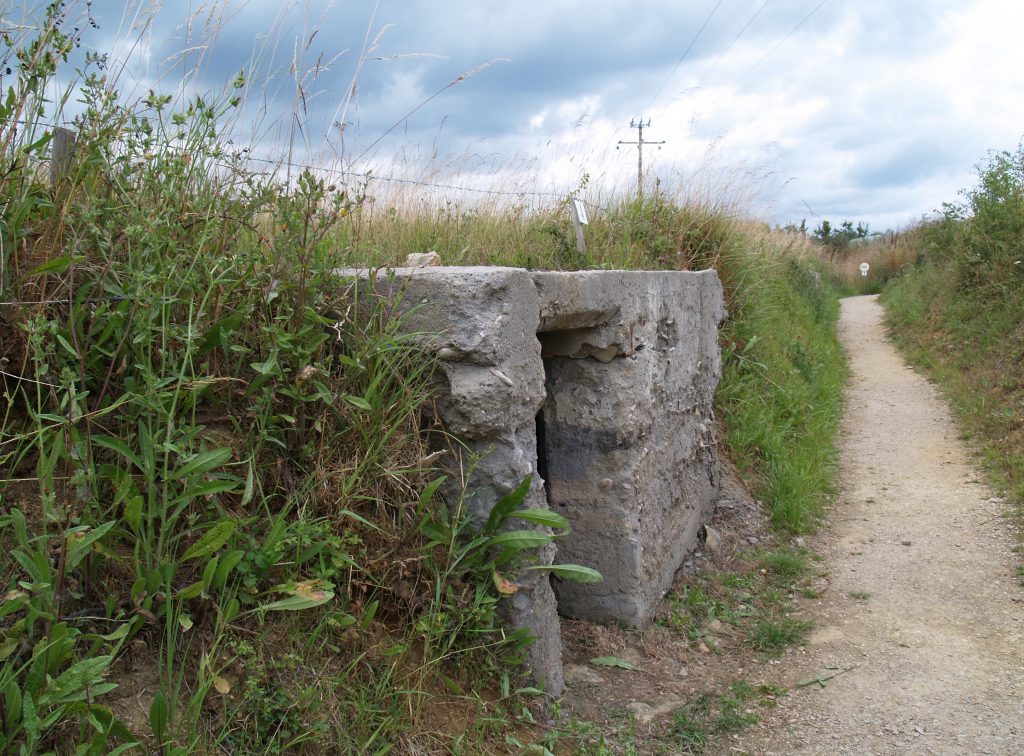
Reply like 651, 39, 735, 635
234, 153, 573, 202
9, 116, 606, 209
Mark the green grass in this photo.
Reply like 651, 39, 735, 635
757, 545, 812, 581
659, 545, 815, 668
668, 681, 763, 752
716, 254, 847, 533
748, 616, 813, 653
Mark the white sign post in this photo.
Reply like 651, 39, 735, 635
573, 199, 589, 226
569, 199, 588, 258
859, 262, 870, 277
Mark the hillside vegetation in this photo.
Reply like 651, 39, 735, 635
0, 7, 846, 752
883, 144, 1024, 526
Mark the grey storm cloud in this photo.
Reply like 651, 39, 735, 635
82, 0, 821, 140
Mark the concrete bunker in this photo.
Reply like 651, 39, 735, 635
337, 266, 726, 696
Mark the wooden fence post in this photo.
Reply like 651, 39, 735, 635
51, 127, 77, 187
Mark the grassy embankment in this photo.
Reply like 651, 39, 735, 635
883, 144, 1024, 535
0, 6, 847, 752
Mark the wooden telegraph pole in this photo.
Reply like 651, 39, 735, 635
617, 118, 665, 198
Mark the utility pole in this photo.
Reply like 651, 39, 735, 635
617, 117, 665, 198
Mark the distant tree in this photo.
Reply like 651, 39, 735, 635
813, 219, 870, 251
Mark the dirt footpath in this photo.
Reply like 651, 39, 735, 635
722, 295, 1024, 755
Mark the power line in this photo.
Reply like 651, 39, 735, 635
644, 0, 725, 111
236, 153, 572, 200
733, 0, 831, 86
695, 0, 772, 88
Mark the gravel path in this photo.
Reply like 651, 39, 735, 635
723, 295, 1024, 755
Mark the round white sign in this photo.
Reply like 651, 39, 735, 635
859, 262, 870, 276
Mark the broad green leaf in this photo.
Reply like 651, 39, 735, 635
201, 556, 220, 591
420, 523, 448, 545
526, 563, 603, 583
327, 612, 357, 629
486, 529, 552, 551
250, 353, 278, 376
130, 577, 146, 603
258, 591, 333, 613
0, 593, 27, 620
66, 521, 116, 571
55, 333, 77, 359
359, 599, 379, 628
181, 521, 235, 561
171, 447, 232, 481
124, 495, 143, 531
176, 581, 204, 600
223, 598, 240, 623
509, 508, 569, 530
99, 623, 132, 643
213, 550, 245, 589
514, 687, 546, 697
179, 478, 239, 499
22, 690, 39, 741
30, 254, 84, 276
342, 394, 372, 411
240, 461, 255, 506
168, 478, 239, 509
4, 679, 22, 732
149, 691, 168, 744
48, 655, 114, 701
484, 476, 533, 534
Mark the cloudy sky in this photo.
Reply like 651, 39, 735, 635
23, 0, 1024, 229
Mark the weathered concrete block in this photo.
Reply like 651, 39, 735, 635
334, 265, 725, 692
533, 270, 725, 627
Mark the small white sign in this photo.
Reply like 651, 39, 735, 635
573, 199, 589, 225
859, 262, 870, 277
